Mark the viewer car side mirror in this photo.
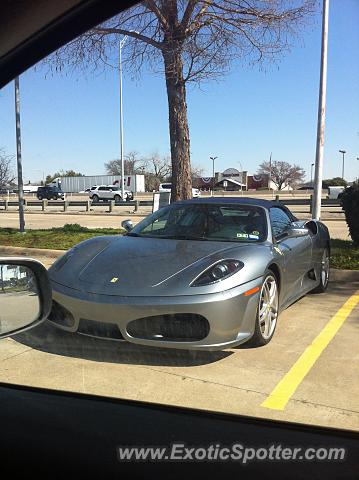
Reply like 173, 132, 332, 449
0, 258, 52, 338
121, 219, 133, 232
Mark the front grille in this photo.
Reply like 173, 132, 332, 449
48, 300, 75, 327
126, 314, 210, 342
78, 318, 124, 340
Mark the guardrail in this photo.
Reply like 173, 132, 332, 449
0, 197, 342, 214
0, 199, 154, 212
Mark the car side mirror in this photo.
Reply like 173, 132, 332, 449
0, 258, 52, 338
121, 219, 133, 232
286, 226, 310, 239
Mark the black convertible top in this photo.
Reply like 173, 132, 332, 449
175, 197, 298, 221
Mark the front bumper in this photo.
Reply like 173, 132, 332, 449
49, 278, 262, 351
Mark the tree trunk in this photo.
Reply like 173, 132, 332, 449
163, 48, 192, 202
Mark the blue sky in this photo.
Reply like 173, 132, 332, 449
0, 0, 358, 183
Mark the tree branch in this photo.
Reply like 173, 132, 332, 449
144, 0, 169, 30
93, 26, 164, 51
180, 0, 197, 31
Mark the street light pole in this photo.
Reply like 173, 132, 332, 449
14, 76, 25, 233
119, 37, 126, 202
118, 32, 138, 201
339, 150, 346, 180
312, 0, 329, 220
310, 163, 314, 186
210, 156, 217, 196
237, 160, 243, 195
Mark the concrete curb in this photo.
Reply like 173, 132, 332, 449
0, 245, 64, 258
330, 269, 359, 282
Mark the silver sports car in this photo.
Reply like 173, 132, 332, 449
48, 198, 330, 350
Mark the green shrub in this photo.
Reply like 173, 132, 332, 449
60, 223, 88, 233
341, 182, 359, 246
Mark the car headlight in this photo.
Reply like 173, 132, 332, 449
191, 260, 244, 287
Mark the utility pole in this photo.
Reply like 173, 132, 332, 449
14, 76, 25, 233
210, 156, 217, 196
312, 0, 329, 220
119, 37, 126, 202
339, 150, 346, 180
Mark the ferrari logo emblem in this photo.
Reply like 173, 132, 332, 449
110, 277, 119, 283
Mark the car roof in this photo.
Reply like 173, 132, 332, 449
174, 197, 281, 210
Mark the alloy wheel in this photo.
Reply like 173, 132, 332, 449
321, 249, 330, 288
258, 275, 279, 340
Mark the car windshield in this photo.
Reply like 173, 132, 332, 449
131, 203, 267, 242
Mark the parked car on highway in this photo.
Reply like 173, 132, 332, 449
48, 198, 330, 350
159, 182, 201, 198
36, 186, 64, 200
88, 185, 134, 202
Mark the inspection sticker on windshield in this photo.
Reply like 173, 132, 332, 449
237, 233, 249, 238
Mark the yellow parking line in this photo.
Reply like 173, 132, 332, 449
261, 290, 359, 411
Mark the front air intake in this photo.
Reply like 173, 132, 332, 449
126, 314, 210, 342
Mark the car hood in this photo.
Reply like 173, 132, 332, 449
49, 235, 271, 297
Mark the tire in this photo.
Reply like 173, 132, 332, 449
248, 272, 279, 347
311, 248, 330, 293
114, 194, 121, 203
38, 195, 43, 200
92, 194, 99, 202
52, 195, 57, 200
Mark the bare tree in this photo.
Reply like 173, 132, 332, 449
144, 152, 171, 178
191, 164, 205, 179
0, 149, 15, 188
258, 160, 305, 190
105, 151, 144, 175
141, 153, 171, 191
44, 1, 315, 201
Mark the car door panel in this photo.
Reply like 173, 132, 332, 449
277, 235, 313, 306
269, 206, 313, 307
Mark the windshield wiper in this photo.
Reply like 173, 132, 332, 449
158, 235, 209, 241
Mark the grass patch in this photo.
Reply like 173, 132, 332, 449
330, 239, 359, 270
0, 224, 122, 250
0, 225, 358, 270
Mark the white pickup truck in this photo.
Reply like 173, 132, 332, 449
327, 186, 345, 199
159, 183, 201, 198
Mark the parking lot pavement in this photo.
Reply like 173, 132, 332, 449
0, 211, 350, 240
0, 271, 357, 431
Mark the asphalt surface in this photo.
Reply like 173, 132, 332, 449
0, 254, 357, 431
0, 291, 40, 334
